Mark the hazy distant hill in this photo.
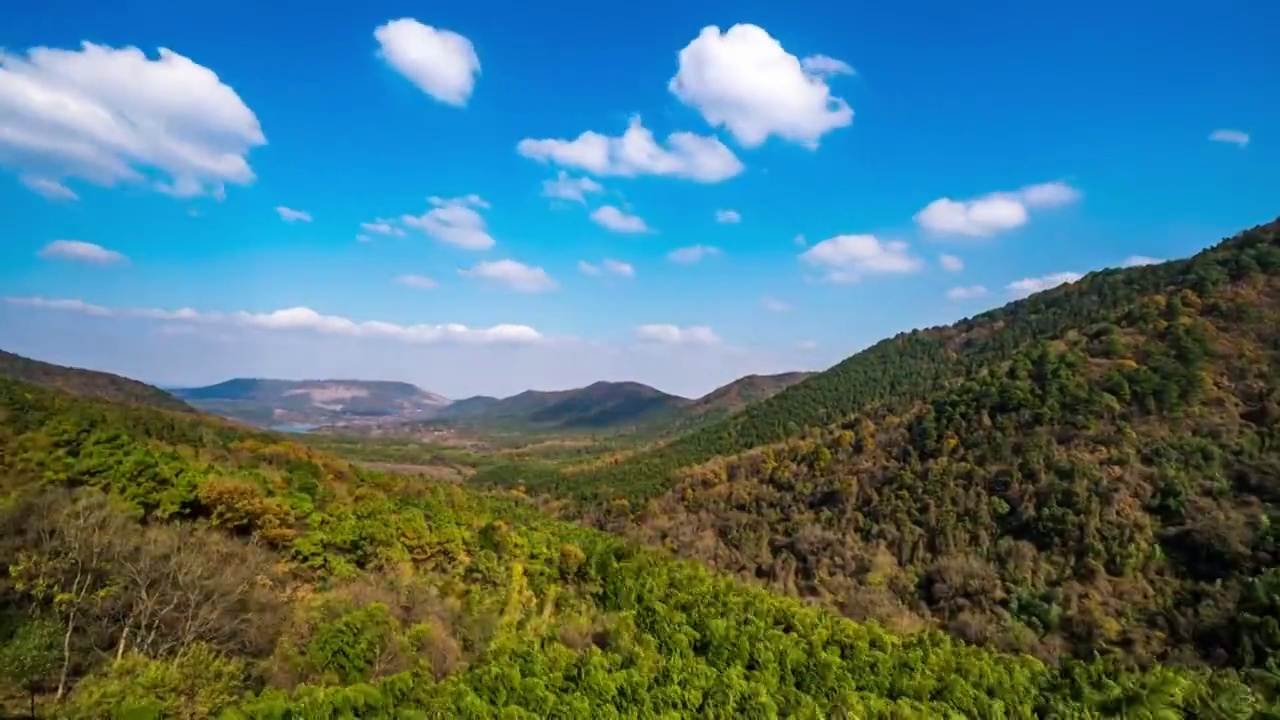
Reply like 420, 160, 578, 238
0, 349, 193, 413
674, 371, 816, 430
437, 381, 688, 431
172, 378, 451, 427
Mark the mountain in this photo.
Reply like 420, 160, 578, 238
435, 374, 814, 434
477, 217, 1280, 670
0, 349, 193, 413
673, 371, 816, 429
0, 373, 1260, 716
172, 377, 451, 427
436, 380, 689, 431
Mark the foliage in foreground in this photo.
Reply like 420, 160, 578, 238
2, 379, 1278, 717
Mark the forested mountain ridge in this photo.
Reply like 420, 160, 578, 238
3, 377, 1276, 716
532, 217, 1280, 670
0, 349, 193, 413
494, 217, 1280, 503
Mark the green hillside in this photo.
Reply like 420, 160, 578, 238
0, 349, 193, 413
2, 377, 1270, 716
469, 217, 1280, 671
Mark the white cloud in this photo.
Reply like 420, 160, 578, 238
914, 181, 1081, 237
458, 259, 557, 293
590, 205, 651, 233
402, 195, 495, 249
1209, 129, 1249, 148
799, 234, 922, 282
361, 218, 407, 237
669, 24, 853, 148
517, 115, 743, 183
761, 295, 792, 312
939, 253, 964, 272
578, 258, 634, 278
395, 274, 437, 290
0, 41, 265, 198
542, 170, 604, 203
945, 285, 989, 300
715, 209, 741, 224
667, 244, 722, 264
635, 324, 721, 345
276, 206, 312, 223
4, 295, 541, 344
800, 54, 855, 77
20, 175, 77, 200
1122, 255, 1161, 267
37, 240, 128, 265
374, 18, 480, 107
1007, 271, 1083, 298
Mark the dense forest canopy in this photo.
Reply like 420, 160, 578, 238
2, 375, 1278, 717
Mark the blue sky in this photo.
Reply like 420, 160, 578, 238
1, 0, 1276, 398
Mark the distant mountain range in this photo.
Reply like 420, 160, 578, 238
0, 349, 814, 435
169, 378, 451, 428
436, 373, 816, 433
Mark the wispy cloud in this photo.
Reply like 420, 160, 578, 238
37, 240, 128, 265
1208, 129, 1249, 148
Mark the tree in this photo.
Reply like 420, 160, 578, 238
0, 617, 62, 718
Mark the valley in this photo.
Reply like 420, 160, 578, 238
2, 217, 1279, 717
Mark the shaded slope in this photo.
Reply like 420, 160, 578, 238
2, 377, 1251, 716
0, 349, 193, 413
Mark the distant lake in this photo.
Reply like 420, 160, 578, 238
269, 423, 319, 434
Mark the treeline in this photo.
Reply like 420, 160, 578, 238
2, 378, 1278, 717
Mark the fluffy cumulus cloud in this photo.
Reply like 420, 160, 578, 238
37, 240, 128, 265
1122, 255, 1161, 267
459, 259, 557, 293
5, 295, 540, 344
945, 285, 989, 300
20, 175, 78, 200
634, 324, 721, 345
0, 41, 265, 198
669, 24, 854, 148
517, 115, 743, 183
715, 209, 741, 224
578, 259, 634, 278
395, 274, 437, 290
667, 245, 721, 264
590, 205, 651, 234
1209, 129, 1250, 148
1007, 271, 1083, 298
799, 234, 922, 282
275, 206, 312, 223
542, 170, 604, 203
402, 195, 495, 250
374, 18, 480, 107
939, 253, 964, 272
761, 295, 792, 313
914, 181, 1081, 237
